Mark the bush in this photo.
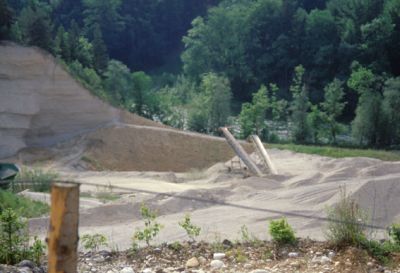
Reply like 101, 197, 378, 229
269, 218, 296, 245
325, 187, 367, 246
0, 208, 45, 265
389, 223, 400, 245
179, 214, 201, 242
81, 233, 108, 252
133, 204, 163, 246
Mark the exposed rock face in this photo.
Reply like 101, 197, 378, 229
0, 43, 159, 159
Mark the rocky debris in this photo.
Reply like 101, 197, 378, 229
186, 257, 200, 268
120, 267, 135, 273
287, 252, 299, 258
212, 253, 226, 260
210, 260, 224, 269
1, 240, 400, 273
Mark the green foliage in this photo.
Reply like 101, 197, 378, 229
389, 223, 400, 245
188, 73, 232, 134
131, 71, 154, 117
320, 79, 347, 144
133, 204, 163, 246
179, 214, 201, 242
381, 77, 400, 145
238, 85, 269, 138
169, 241, 183, 252
81, 233, 108, 252
92, 23, 108, 72
270, 143, 400, 161
269, 218, 296, 245
325, 187, 367, 246
0, 208, 45, 265
348, 66, 383, 146
0, 0, 13, 40
290, 65, 311, 143
201, 72, 232, 133
103, 59, 131, 104
14, 167, 59, 193
0, 190, 49, 218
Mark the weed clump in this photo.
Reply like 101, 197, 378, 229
81, 233, 108, 252
325, 187, 367, 246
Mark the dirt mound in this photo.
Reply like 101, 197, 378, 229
0, 43, 252, 171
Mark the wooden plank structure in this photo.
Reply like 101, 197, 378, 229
220, 127, 263, 176
48, 183, 80, 273
250, 135, 278, 175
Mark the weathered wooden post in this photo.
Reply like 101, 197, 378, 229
250, 135, 278, 175
48, 183, 80, 273
220, 127, 263, 176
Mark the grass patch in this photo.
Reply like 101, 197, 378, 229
0, 190, 49, 218
13, 167, 59, 192
269, 143, 400, 161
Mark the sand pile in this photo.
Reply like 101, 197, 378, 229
28, 149, 400, 250
0, 42, 251, 171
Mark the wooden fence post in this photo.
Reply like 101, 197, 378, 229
220, 127, 263, 176
48, 183, 80, 273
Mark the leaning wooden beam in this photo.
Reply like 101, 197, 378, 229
48, 182, 80, 273
220, 127, 263, 176
251, 135, 278, 175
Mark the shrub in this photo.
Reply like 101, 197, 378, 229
389, 223, 400, 245
325, 187, 367, 246
133, 204, 163, 246
81, 233, 108, 252
179, 214, 201, 242
0, 208, 45, 265
269, 218, 296, 245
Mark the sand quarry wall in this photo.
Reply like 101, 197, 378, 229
0, 43, 249, 171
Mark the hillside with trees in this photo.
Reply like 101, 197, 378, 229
1, 0, 400, 147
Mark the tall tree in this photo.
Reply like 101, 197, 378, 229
0, 0, 13, 40
92, 23, 108, 72
321, 79, 347, 144
238, 85, 269, 138
348, 65, 383, 146
290, 65, 311, 143
381, 77, 400, 145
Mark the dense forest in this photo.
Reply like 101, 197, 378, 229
1, 0, 400, 147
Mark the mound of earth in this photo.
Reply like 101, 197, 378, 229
0, 42, 251, 171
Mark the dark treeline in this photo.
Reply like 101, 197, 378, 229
0, 0, 219, 70
1, 0, 400, 147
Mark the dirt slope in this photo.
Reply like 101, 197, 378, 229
0, 42, 250, 171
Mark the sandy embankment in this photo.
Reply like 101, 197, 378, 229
1, 43, 399, 250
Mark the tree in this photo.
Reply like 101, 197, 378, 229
68, 20, 81, 61
187, 73, 231, 134
201, 73, 232, 134
348, 65, 383, 146
321, 79, 347, 144
92, 23, 108, 72
238, 85, 269, 139
18, 4, 53, 51
290, 65, 311, 143
131, 71, 153, 117
103, 60, 131, 105
381, 77, 400, 145
0, 0, 13, 40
